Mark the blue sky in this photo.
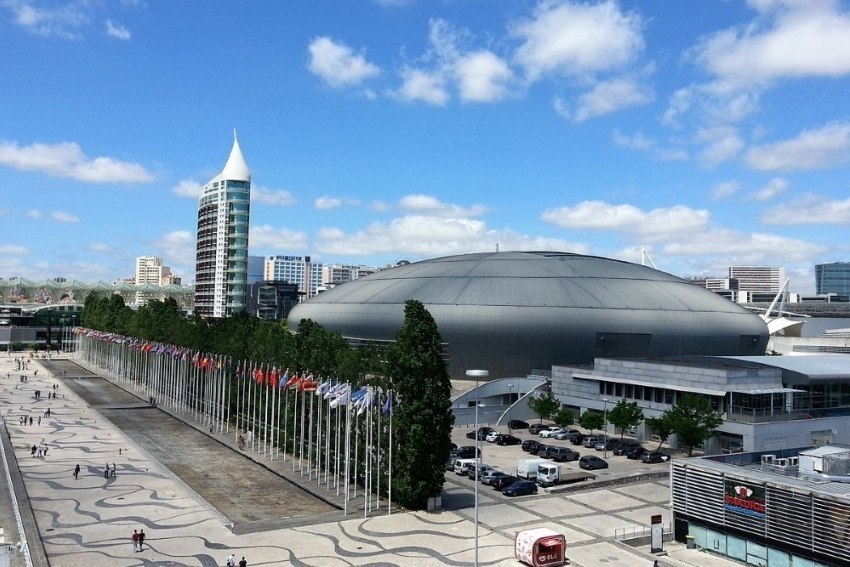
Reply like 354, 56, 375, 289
2, 0, 850, 294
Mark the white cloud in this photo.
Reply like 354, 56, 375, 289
0, 244, 28, 254
612, 131, 688, 161
153, 230, 195, 266
87, 243, 111, 253
172, 180, 203, 198
105, 19, 130, 40
250, 225, 309, 251
7, 1, 88, 39
315, 214, 586, 257
0, 140, 154, 183
51, 210, 79, 223
748, 177, 788, 201
398, 194, 488, 217
697, 126, 744, 165
662, 229, 827, 263
511, 0, 644, 82
691, 0, 850, 89
454, 50, 513, 103
315, 196, 359, 210
252, 186, 296, 206
572, 76, 652, 122
307, 37, 380, 88
745, 121, 850, 171
710, 180, 739, 200
396, 67, 449, 105
762, 196, 850, 225
541, 200, 710, 240
26, 209, 43, 218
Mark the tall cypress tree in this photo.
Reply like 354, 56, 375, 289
387, 300, 454, 510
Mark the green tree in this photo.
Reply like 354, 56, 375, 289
553, 408, 574, 428
607, 400, 644, 440
386, 300, 454, 510
665, 394, 723, 456
645, 414, 676, 450
579, 410, 604, 434
528, 391, 560, 422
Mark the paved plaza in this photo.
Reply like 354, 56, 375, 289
0, 353, 744, 566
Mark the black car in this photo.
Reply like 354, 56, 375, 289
579, 455, 608, 470
535, 444, 550, 457
613, 443, 638, 456
508, 419, 529, 430
528, 423, 549, 435
569, 433, 585, 445
544, 446, 580, 462
465, 426, 495, 440
641, 451, 671, 463
521, 439, 542, 453
594, 438, 621, 452
495, 433, 522, 446
492, 475, 520, 491
503, 480, 538, 497
450, 445, 481, 459
625, 446, 648, 460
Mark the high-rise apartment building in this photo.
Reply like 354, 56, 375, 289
135, 256, 173, 305
728, 265, 785, 295
321, 264, 377, 287
265, 255, 323, 300
815, 262, 850, 297
194, 133, 251, 318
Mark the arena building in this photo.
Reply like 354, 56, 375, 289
287, 252, 769, 380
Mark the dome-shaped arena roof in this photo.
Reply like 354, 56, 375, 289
287, 252, 769, 379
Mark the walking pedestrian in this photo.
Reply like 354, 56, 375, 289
111, 463, 117, 478
37, 417, 41, 426
239, 557, 247, 567
132, 529, 140, 552
138, 529, 145, 551
73, 464, 80, 479
30, 445, 36, 457
28, 416, 32, 426
226, 552, 236, 567
104, 464, 109, 479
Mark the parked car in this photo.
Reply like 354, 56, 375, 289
552, 428, 580, 440
485, 430, 501, 443
465, 463, 496, 480
626, 446, 648, 460
569, 433, 585, 445
466, 426, 495, 440
528, 423, 549, 435
503, 480, 539, 497
495, 433, 522, 446
450, 445, 481, 459
579, 455, 609, 470
508, 419, 529, 430
641, 451, 671, 464
613, 443, 639, 456
535, 444, 551, 457
582, 436, 601, 448
492, 475, 520, 491
539, 426, 564, 438
521, 439, 542, 453
480, 470, 509, 485
543, 446, 580, 462
594, 438, 621, 452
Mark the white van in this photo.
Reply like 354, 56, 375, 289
453, 458, 477, 475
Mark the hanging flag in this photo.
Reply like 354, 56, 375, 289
382, 389, 393, 416
278, 368, 290, 389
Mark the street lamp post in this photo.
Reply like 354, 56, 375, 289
602, 398, 610, 459
466, 369, 489, 567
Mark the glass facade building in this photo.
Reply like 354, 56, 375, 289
815, 262, 850, 297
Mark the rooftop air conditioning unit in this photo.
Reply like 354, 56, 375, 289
761, 454, 776, 464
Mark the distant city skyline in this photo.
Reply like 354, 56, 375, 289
3, 1, 850, 294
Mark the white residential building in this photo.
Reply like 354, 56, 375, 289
729, 265, 785, 294
265, 255, 323, 300
135, 256, 173, 305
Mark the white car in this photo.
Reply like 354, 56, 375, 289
485, 430, 501, 443
539, 427, 564, 438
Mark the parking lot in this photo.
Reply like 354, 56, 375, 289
446, 421, 673, 499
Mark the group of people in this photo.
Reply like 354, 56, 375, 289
104, 463, 117, 478
225, 553, 248, 567
30, 443, 48, 457
19, 415, 33, 426
131, 529, 146, 552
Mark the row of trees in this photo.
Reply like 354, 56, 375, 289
80, 294, 453, 510
529, 391, 723, 456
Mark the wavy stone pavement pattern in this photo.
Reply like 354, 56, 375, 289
0, 355, 742, 567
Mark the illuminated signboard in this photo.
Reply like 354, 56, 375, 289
724, 479, 766, 519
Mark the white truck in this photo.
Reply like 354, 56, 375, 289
537, 462, 597, 487
517, 458, 550, 480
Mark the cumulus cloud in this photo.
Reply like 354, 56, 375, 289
541, 200, 710, 240
0, 244, 28, 254
612, 131, 688, 161
745, 121, 850, 171
314, 214, 586, 257
0, 140, 154, 183
26, 209, 43, 218
308, 37, 380, 88
572, 76, 653, 122
51, 210, 79, 223
748, 177, 788, 201
398, 194, 488, 217
171, 180, 203, 198
6, 1, 88, 39
153, 230, 195, 266
662, 228, 827, 264
454, 50, 513, 103
396, 67, 449, 105
105, 19, 130, 40
250, 225, 309, 250
252, 186, 296, 206
697, 126, 744, 166
762, 196, 850, 225
710, 180, 739, 200
511, 0, 644, 82
315, 196, 359, 210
